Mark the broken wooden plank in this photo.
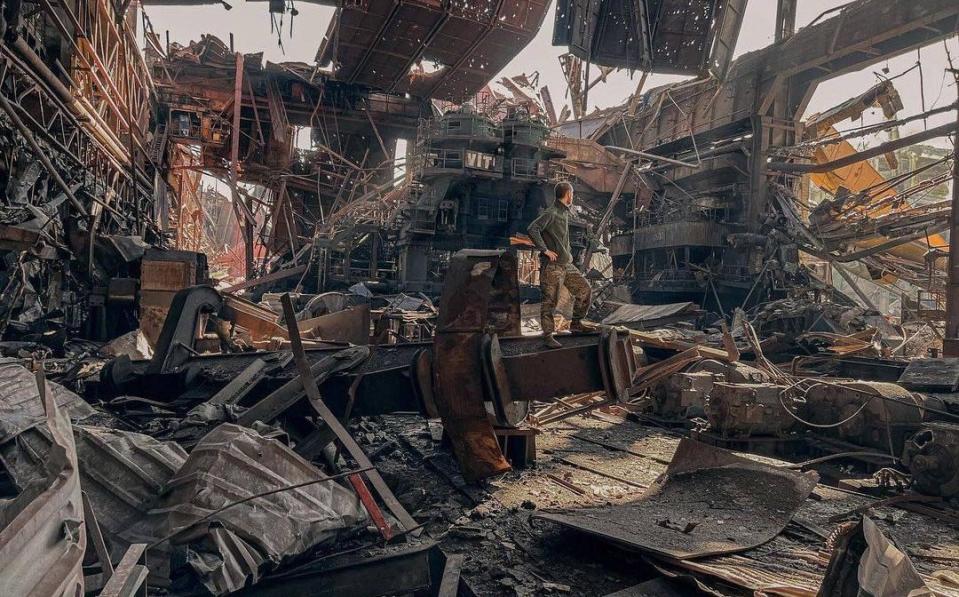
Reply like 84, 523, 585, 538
626, 329, 734, 362
536, 395, 614, 426
207, 358, 267, 406
99, 543, 148, 597
237, 347, 369, 427
438, 553, 465, 597
279, 293, 418, 535
629, 347, 702, 395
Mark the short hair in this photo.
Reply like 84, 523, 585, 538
555, 181, 573, 200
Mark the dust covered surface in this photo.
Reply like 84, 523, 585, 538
354, 413, 959, 596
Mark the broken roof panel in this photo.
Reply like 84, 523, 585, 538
156, 424, 368, 594
73, 426, 187, 581
552, 0, 747, 77
318, 0, 550, 101
0, 421, 187, 584
0, 362, 95, 442
535, 439, 819, 560
602, 302, 701, 326
0, 370, 85, 597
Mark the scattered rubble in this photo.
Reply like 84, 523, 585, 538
536, 439, 819, 559
2, 0, 959, 595
3, 241, 959, 595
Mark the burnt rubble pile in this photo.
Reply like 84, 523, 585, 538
0, 136, 159, 360
0, 249, 958, 596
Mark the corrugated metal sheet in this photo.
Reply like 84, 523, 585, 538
0, 362, 95, 442
0, 422, 187, 585
0, 370, 86, 597
0, 390, 369, 595
602, 302, 699, 325
75, 426, 187, 583
319, 0, 550, 101
154, 424, 368, 595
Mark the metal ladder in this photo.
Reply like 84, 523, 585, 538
149, 122, 168, 165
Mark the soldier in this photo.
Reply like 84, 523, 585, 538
527, 181, 591, 349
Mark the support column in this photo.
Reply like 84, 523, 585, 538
230, 52, 254, 280
944, 69, 959, 355
775, 0, 797, 43
747, 115, 770, 226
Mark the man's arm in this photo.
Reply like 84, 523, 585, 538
527, 209, 553, 254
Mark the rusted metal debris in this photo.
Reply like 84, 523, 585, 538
4, 254, 959, 596
8, 237, 958, 593
432, 250, 636, 480
819, 516, 931, 597
0, 363, 412, 595
902, 423, 959, 498
5, 0, 959, 594
318, 0, 550, 101
536, 438, 819, 559
0, 247, 652, 592
0, 369, 85, 597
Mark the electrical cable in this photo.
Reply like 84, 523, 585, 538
782, 451, 900, 469
147, 465, 377, 549
778, 384, 874, 429
786, 378, 959, 424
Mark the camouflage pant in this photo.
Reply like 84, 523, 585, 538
540, 262, 591, 335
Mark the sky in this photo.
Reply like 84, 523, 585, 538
143, 1, 959, 148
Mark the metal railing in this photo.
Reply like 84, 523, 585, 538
420, 148, 502, 174
423, 149, 464, 170
502, 120, 549, 146
430, 117, 500, 140
509, 157, 546, 179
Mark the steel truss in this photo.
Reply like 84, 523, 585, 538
0, 47, 154, 234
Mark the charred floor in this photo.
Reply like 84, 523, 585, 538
1, 0, 959, 596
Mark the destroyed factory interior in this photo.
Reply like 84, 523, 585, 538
7, 0, 959, 595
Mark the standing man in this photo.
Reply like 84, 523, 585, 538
527, 181, 592, 348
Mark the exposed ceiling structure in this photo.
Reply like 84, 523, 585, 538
552, 0, 748, 77
317, 0, 551, 101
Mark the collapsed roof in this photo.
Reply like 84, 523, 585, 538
552, 0, 747, 77
317, 0, 550, 101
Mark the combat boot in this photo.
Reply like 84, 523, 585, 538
569, 319, 589, 333
543, 334, 562, 349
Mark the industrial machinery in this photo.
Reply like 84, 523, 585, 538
799, 381, 945, 453
398, 108, 579, 293
707, 382, 796, 438
902, 423, 959, 498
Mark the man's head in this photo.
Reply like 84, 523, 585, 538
555, 182, 574, 206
